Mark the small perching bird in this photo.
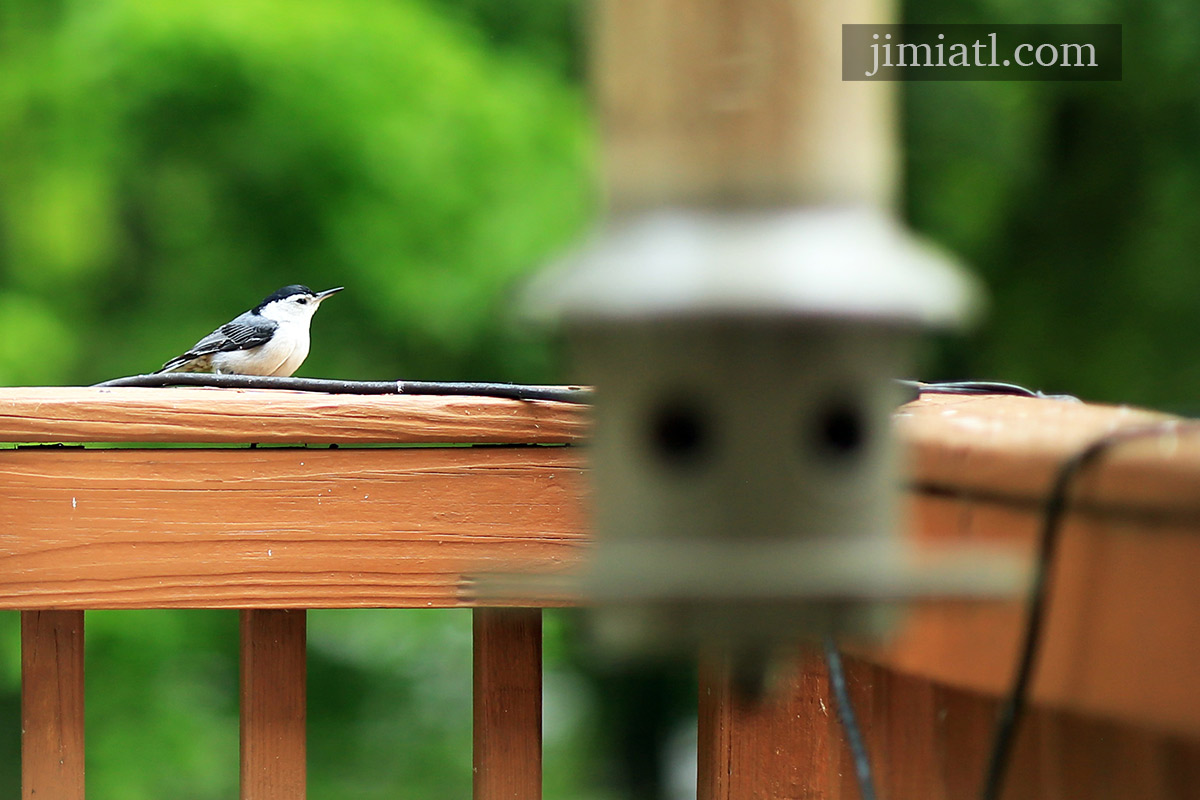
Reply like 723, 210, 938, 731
157, 285, 343, 376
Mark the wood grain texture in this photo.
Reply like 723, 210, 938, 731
898, 393, 1187, 512
0, 387, 588, 444
698, 647, 835, 800
698, 651, 1200, 800
473, 608, 542, 800
21, 610, 85, 800
4, 391, 1200, 735
241, 609, 306, 800
874, 493, 1200, 738
0, 447, 587, 609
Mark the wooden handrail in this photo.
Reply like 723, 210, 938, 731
0, 446, 586, 609
5, 387, 1200, 797
0, 387, 587, 444
888, 394, 1200, 738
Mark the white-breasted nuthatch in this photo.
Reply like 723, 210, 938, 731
157, 285, 343, 376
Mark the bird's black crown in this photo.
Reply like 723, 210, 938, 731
255, 285, 314, 310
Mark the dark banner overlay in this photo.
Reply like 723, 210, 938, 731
843, 24, 1122, 81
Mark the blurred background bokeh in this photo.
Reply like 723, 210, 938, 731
0, 0, 1195, 797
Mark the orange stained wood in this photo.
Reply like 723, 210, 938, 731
898, 391, 1183, 510
0, 445, 587, 609
240, 609, 306, 800
0, 387, 588, 444
473, 608, 542, 800
21, 610, 86, 800
885, 394, 1200, 739
698, 648, 1200, 800
3, 388, 1200, 737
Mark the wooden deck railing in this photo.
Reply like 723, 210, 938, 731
3, 387, 1200, 798
1, 389, 586, 799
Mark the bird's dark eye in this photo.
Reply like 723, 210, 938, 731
296, 297, 309, 305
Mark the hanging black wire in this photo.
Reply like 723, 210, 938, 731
93, 373, 593, 403
816, 377, 1070, 800
815, 383, 1191, 800
824, 635, 878, 800
978, 420, 1190, 800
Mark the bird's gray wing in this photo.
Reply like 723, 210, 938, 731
158, 313, 278, 372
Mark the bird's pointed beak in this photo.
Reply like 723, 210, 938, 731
314, 287, 344, 303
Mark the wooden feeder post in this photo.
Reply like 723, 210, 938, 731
532, 0, 995, 659
594, 0, 897, 212
541, 0, 989, 796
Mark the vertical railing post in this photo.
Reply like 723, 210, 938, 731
585, 0, 913, 791
240, 609, 307, 800
473, 608, 542, 800
21, 609, 86, 800
698, 646, 874, 799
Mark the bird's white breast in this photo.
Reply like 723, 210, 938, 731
211, 319, 311, 377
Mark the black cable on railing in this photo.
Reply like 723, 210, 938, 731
978, 419, 1193, 800
900, 379, 1079, 402
94, 374, 1066, 407
815, 392, 1192, 799
93, 373, 593, 404
824, 635, 878, 800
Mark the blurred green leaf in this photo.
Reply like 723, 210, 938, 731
0, 291, 77, 383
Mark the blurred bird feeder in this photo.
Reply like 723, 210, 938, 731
526, 1, 1020, 665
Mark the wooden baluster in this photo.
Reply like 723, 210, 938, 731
21, 610, 86, 800
473, 608, 542, 800
698, 645, 876, 800
240, 609, 306, 800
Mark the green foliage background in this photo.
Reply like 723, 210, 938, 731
905, 2, 1200, 413
1, 0, 1198, 796
0, 0, 591, 386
